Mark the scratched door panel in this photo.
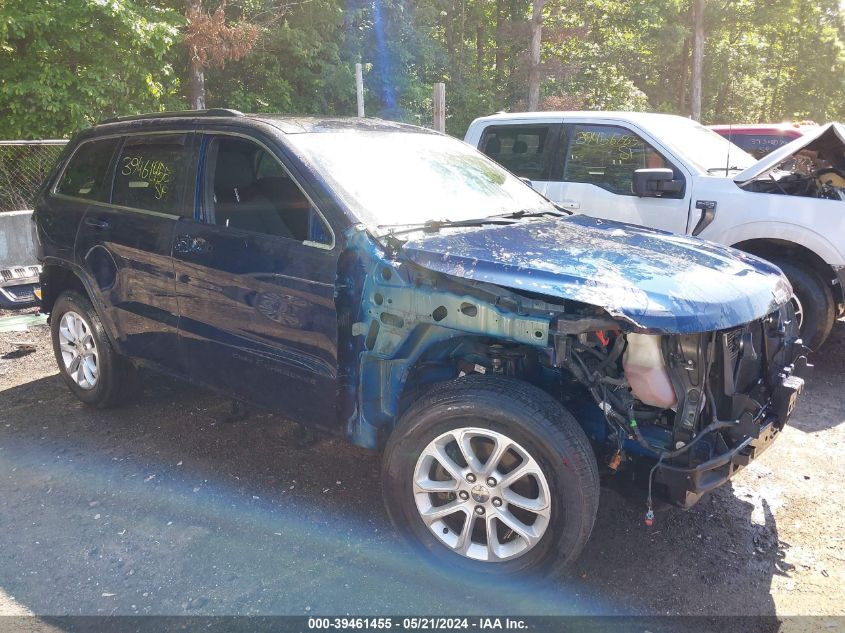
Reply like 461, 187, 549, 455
172, 220, 339, 427
75, 132, 197, 370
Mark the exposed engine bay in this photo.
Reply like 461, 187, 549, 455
554, 303, 809, 508
445, 301, 810, 510
742, 125, 845, 200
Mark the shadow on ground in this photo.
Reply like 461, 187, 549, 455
7, 317, 842, 622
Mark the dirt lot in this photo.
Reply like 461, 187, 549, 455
0, 313, 843, 623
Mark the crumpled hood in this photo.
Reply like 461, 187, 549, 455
400, 215, 793, 333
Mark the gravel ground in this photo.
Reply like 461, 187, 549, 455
0, 312, 843, 622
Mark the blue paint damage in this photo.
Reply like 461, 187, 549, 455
338, 214, 793, 448
401, 214, 792, 334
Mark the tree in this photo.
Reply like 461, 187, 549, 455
527, 0, 545, 110
0, 0, 183, 138
184, 0, 260, 110
689, 0, 705, 120
3, 0, 845, 139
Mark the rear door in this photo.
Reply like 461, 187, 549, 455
171, 131, 339, 428
74, 131, 197, 371
546, 122, 691, 232
476, 122, 562, 197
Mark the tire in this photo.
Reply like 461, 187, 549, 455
381, 375, 599, 579
50, 290, 139, 407
774, 260, 835, 350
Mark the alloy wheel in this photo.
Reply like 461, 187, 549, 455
412, 427, 551, 562
58, 310, 99, 390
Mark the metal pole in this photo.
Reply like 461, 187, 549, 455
355, 63, 365, 118
433, 82, 446, 133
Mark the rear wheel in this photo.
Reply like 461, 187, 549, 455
381, 376, 599, 578
51, 290, 138, 407
774, 260, 835, 350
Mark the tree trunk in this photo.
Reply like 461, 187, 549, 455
186, 0, 206, 110
477, 25, 485, 75
676, 3, 692, 112
188, 63, 206, 110
528, 0, 545, 111
495, 0, 505, 86
690, 0, 705, 121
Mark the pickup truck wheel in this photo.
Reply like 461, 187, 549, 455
381, 376, 599, 578
774, 260, 835, 350
51, 290, 138, 407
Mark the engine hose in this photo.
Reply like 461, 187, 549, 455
593, 335, 625, 374
647, 418, 736, 460
644, 417, 736, 524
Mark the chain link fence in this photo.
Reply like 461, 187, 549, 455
0, 141, 67, 212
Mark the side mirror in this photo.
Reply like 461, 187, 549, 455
633, 168, 684, 197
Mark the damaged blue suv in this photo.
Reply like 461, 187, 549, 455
33, 110, 809, 577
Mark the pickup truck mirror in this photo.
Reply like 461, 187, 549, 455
633, 168, 684, 197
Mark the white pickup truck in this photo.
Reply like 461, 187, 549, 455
465, 112, 845, 348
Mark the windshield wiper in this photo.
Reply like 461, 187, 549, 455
377, 207, 567, 238
377, 217, 520, 237
495, 207, 570, 218
707, 165, 745, 173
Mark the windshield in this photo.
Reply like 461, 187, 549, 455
287, 130, 556, 234
655, 118, 757, 173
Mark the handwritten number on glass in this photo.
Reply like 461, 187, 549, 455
574, 130, 642, 161
121, 156, 173, 200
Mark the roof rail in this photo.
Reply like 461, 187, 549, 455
101, 109, 244, 124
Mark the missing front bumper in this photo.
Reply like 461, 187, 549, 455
656, 356, 811, 509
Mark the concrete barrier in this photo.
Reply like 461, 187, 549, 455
0, 210, 37, 269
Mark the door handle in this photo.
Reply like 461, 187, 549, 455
559, 199, 581, 210
84, 217, 110, 230
174, 235, 212, 255
692, 201, 717, 236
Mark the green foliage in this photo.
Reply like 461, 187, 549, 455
203, 0, 353, 114
2, 0, 845, 139
0, 0, 184, 138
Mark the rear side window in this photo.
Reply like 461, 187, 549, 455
564, 124, 677, 196
112, 134, 194, 216
479, 125, 557, 180
55, 138, 119, 201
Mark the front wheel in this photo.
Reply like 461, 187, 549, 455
774, 260, 835, 350
381, 376, 599, 578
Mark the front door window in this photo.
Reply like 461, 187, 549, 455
204, 136, 331, 246
564, 124, 680, 197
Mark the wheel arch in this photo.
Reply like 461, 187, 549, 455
40, 261, 123, 349
732, 238, 842, 308
360, 331, 602, 453
40, 261, 91, 314
733, 238, 833, 280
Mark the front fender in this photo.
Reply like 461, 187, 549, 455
342, 229, 555, 448
712, 221, 843, 268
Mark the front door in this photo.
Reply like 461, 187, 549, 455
172, 133, 339, 427
545, 123, 691, 233
74, 131, 197, 371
